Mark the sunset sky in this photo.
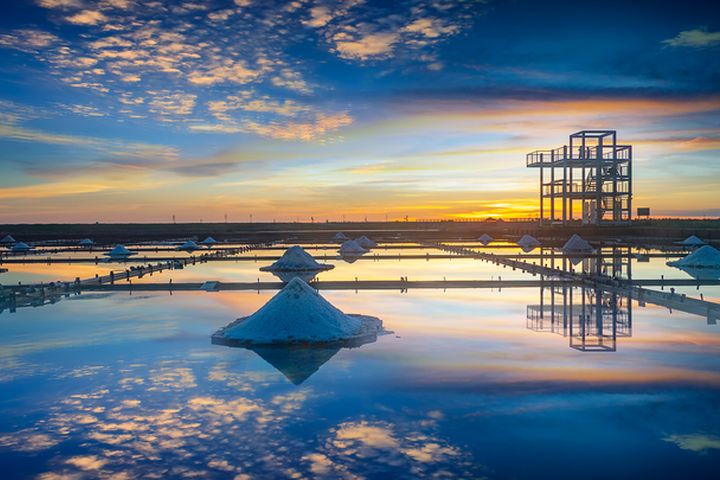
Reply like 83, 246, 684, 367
0, 0, 718, 223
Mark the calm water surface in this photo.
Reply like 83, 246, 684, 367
1, 254, 719, 479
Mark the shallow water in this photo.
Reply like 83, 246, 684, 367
1, 247, 719, 479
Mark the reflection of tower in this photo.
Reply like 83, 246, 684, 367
527, 248, 633, 352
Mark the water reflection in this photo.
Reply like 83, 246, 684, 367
527, 283, 632, 352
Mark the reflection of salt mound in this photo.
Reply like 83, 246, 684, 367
355, 236, 377, 249
260, 245, 334, 272
517, 234, 540, 249
339, 240, 367, 255
178, 240, 199, 251
668, 245, 720, 268
105, 244, 135, 259
249, 345, 341, 385
333, 232, 350, 243
561, 234, 593, 253
11, 241, 31, 253
679, 235, 706, 246
674, 266, 720, 281
478, 233, 493, 245
270, 270, 319, 283
212, 278, 383, 346
1, 234, 16, 244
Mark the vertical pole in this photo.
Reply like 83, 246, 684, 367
596, 134, 602, 225
551, 150, 556, 223
540, 163, 544, 225
569, 162, 573, 223
628, 145, 633, 223
562, 157, 567, 225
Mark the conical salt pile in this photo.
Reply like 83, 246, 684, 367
355, 236, 377, 249
200, 236, 217, 246
213, 277, 383, 345
333, 232, 350, 243
517, 234, 540, 248
79, 238, 94, 247
478, 233, 493, 245
561, 234, 593, 253
260, 245, 334, 272
339, 240, 367, 255
0, 234, 15, 244
105, 244, 135, 258
668, 245, 720, 268
680, 235, 706, 246
178, 240, 199, 251
11, 241, 31, 253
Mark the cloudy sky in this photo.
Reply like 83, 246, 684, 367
0, 0, 718, 222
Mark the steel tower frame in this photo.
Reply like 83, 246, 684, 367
527, 130, 632, 225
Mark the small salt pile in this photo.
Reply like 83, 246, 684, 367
517, 234, 541, 251
668, 245, 720, 268
0, 234, 15, 245
355, 235, 377, 249
339, 240, 368, 255
78, 238, 94, 247
333, 232, 350, 243
561, 234, 593, 253
105, 244, 135, 259
177, 240, 200, 252
478, 233, 493, 246
213, 277, 383, 345
260, 245, 334, 272
679, 235, 706, 247
200, 236, 217, 247
10, 241, 31, 253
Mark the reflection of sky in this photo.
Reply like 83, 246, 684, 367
1, 284, 720, 478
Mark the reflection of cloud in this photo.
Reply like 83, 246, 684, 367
663, 433, 720, 452
663, 28, 720, 48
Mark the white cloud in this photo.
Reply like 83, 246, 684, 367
663, 28, 720, 48
65, 10, 108, 25
333, 31, 399, 60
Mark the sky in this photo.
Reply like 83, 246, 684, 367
0, 0, 718, 223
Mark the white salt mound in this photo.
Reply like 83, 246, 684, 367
517, 234, 540, 248
478, 233, 493, 245
1, 234, 15, 244
260, 245, 334, 272
339, 240, 367, 255
11, 242, 31, 252
668, 245, 720, 268
562, 234, 593, 253
200, 236, 217, 245
333, 232, 350, 243
105, 244, 135, 257
680, 235, 706, 246
79, 238, 94, 246
215, 277, 383, 345
355, 236, 377, 249
178, 240, 199, 251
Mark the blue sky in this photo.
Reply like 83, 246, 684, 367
0, 0, 718, 222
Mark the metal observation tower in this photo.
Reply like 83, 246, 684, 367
526, 130, 632, 225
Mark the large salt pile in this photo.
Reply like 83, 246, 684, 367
355, 235, 377, 249
478, 233, 493, 246
668, 245, 720, 268
0, 234, 15, 245
561, 234, 593, 253
339, 240, 368, 255
105, 244, 136, 259
10, 242, 31, 253
177, 240, 200, 252
213, 277, 384, 346
260, 245, 334, 272
679, 235, 706, 246
333, 232, 350, 243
